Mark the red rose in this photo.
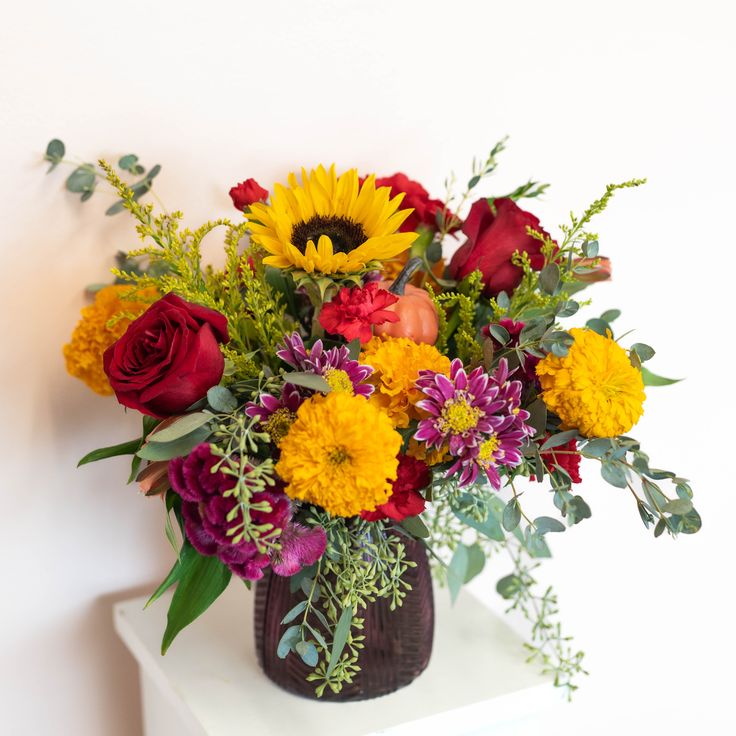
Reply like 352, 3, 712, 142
361, 454, 430, 522
229, 178, 269, 210
319, 282, 399, 344
448, 198, 552, 297
103, 293, 229, 418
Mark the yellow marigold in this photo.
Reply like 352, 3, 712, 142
63, 285, 157, 396
406, 437, 450, 466
360, 336, 451, 428
276, 392, 402, 517
536, 328, 646, 438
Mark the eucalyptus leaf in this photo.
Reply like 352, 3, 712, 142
540, 429, 579, 451
400, 515, 430, 539
447, 544, 469, 604
539, 263, 561, 295
66, 164, 96, 193
534, 516, 566, 534
586, 318, 611, 336
281, 601, 308, 625
277, 625, 301, 659
631, 343, 655, 362
207, 386, 238, 413
600, 309, 621, 323
464, 543, 486, 583
488, 323, 510, 345
582, 240, 599, 258
137, 425, 213, 461
45, 138, 65, 171
502, 499, 521, 532
496, 574, 523, 600
601, 462, 628, 488
662, 498, 693, 515
285, 372, 332, 393
295, 640, 319, 667
150, 412, 214, 443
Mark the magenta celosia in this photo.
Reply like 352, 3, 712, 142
270, 522, 328, 576
169, 443, 291, 580
414, 358, 533, 487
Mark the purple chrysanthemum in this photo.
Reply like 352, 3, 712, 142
245, 383, 302, 445
414, 358, 533, 488
277, 332, 374, 398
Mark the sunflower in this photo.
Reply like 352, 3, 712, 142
247, 165, 416, 277
276, 392, 402, 517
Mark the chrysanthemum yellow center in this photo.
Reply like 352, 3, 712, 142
264, 407, 296, 446
439, 396, 483, 434
292, 215, 367, 255
323, 368, 354, 394
478, 435, 500, 464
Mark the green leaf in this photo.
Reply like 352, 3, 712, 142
161, 553, 231, 654
601, 461, 628, 488
78, 438, 141, 467
207, 386, 238, 413
65, 164, 96, 193
148, 412, 213, 443
400, 515, 430, 539
453, 500, 505, 541
670, 508, 702, 534
281, 601, 308, 625
145, 542, 196, 609
568, 495, 592, 524
488, 323, 510, 345
641, 367, 682, 386
295, 640, 319, 667
585, 318, 610, 336
468, 174, 481, 189
496, 574, 523, 600
631, 343, 655, 362
534, 516, 566, 534
326, 607, 353, 677
582, 438, 612, 458
347, 339, 361, 360
662, 498, 693, 515
502, 499, 521, 532
582, 240, 599, 258
464, 543, 486, 583
118, 154, 139, 172
447, 544, 469, 604
539, 263, 561, 295
285, 372, 332, 393
540, 429, 579, 451
277, 625, 301, 659
45, 139, 65, 171
137, 425, 212, 461
600, 309, 621, 323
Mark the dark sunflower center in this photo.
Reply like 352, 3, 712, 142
291, 215, 367, 254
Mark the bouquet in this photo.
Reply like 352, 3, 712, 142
54, 138, 700, 700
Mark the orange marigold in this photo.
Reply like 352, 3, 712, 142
359, 336, 451, 427
63, 285, 158, 395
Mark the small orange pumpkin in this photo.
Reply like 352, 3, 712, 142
375, 257, 439, 345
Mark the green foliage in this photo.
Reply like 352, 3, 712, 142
161, 550, 231, 654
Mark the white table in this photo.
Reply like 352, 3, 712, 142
114, 581, 559, 735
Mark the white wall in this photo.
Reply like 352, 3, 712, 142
1, 1, 734, 733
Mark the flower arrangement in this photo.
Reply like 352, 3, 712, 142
52, 137, 700, 699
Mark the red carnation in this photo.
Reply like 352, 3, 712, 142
361, 454, 430, 522
535, 438, 582, 484
319, 282, 399, 344
229, 178, 269, 210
